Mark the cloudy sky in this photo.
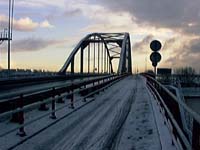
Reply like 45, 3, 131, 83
0, 0, 200, 73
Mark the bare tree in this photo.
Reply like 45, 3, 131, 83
174, 66, 196, 86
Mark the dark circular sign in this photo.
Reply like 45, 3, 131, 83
150, 52, 162, 63
150, 40, 162, 51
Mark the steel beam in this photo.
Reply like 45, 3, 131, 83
80, 46, 84, 73
71, 56, 74, 74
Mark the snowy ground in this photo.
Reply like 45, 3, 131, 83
0, 75, 177, 150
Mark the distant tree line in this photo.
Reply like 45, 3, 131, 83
174, 66, 198, 87
0, 68, 57, 78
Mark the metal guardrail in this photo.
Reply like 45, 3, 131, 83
0, 73, 109, 90
166, 85, 193, 144
143, 74, 200, 150
0, 74, 128, 141
0, 74, 115, 113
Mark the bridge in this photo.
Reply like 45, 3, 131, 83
0, 33, 200, 150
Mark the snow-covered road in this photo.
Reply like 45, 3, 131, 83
14, 76, 136, 150
3, 75, 176, 150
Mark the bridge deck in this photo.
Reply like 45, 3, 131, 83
0, 76, 176, 150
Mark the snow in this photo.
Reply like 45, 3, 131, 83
146, 82, 177, 150
0, 75, 177, 150
111, 75, 161, 150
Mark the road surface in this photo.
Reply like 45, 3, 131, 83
1, 76, 176, 150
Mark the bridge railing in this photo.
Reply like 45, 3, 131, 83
143, 74, 200, 150
0, 74, 114, 113
0, 74, 128, 144
0, 73, 109, 90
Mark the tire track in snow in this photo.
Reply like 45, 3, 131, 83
55, 76, 137, 150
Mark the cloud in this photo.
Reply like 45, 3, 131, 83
98, 0, 200, 35
40, 20, 54, 28
13, 0, 66, 8
1, 37, 66, 53
164, 37, 200, 71
64, 8, 82, 17
14, 17, 39, 31
162, 38, 177, 50
132, 35, 154, 54
0, 14, 54, 32
185, 38, 200, 53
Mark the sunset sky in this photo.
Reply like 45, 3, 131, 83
0, 0, 200, 73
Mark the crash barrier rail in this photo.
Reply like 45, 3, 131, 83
0, 73, 109, 90
0, 74, 128, 140
144, 74, 200, 150
0, 74, 114, 113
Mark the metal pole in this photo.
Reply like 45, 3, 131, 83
88, 42, 90, 73
107, 55, 109, 74
50, 88, 56, 119
93, 36, 95, 73
16, 94, 26, 137
98, 38, 100, 74
104, 46, 106, 73
101, 43, 103, 73
8, 0, 11, 76
11, 0, 14, 40
80, 46, 84, 73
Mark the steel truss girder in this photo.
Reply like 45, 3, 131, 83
59, 32, 132, 75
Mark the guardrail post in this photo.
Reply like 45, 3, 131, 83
69, 84, 74, 109
84, 83, 86, 89
50, 88, 56, 119
16, 94, 26, 137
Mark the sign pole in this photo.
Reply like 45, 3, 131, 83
8, 0, 11, 76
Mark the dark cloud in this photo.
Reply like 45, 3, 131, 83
162, 37, 176, 51
165, 38, 200, 71
185, 38, 200, 53
1, 38, 64, 53
132, 35, 154, 53
64, 8, 82, 17
99, 0, 200, 35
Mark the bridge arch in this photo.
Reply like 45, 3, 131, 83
59, 32, 132, 75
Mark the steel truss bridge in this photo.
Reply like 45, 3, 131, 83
0, 33, 200, 150
60, 32, 132, 75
